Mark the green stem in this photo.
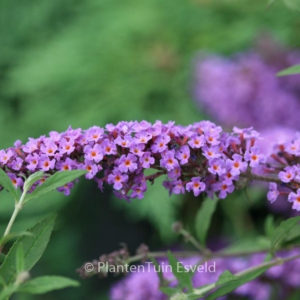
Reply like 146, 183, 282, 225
125, 247, 277, 265
3, 190, 27, 237
180, 229, 211, 256
193, 252, 300, 296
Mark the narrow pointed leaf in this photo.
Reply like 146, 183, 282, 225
277, 64, 300, 76
18, 276, 79, 294
0, 216, 56, 285
167, 251, 193, 292
16, 243, 25, 274
23, 171, 47, 193
195, 198, 218, 246
25, 170, 86, 201
270, 216, 300, 252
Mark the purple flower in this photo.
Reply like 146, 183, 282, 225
59, 138, 75, 155
80, 160, 98, 179
172, 180, 185, 194
102, 139, 117, 155
85, 126, 104, 142
186, 177, 206, 196
267, 182, 279, 203
57, 182, 74, 196
84, 144, 103, 163
244, 147, 265, 168
285, 140, 300, 156
205, 131, 220, 146
57, 158, 74, 171
221, 168, 239, 185
160, 150, 179, 171
11, 157, 23, 171
115, 135, 132, 148
134, 131, 152, 144
40, 141, 58, 157
168, 167, 181, 180
288, 189, 300, 211
208, 158, 226, 176
130, 183, 147, 199
175, 145, 190, 165
130, 143, 145, 157
202, 146, 221, 160
7, 173, 23, 189
0, 150, 13, 165
151, 135, 171, 153
214, 182, 235, 199
118, 154, 138, 173
226, 154, 247, 176
22, 138, 38, 153
25, 153, 40, 171
188, 135, 205, 149
278, 166, 295, 183
107, 169, 128, 190
140, 152, 154, 169
38, 156, 55, 171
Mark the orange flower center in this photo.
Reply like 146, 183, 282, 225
234, 162, 240, 168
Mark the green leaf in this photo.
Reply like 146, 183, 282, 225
215, 270, 239, 286
167, 251, 193, 292
25, 170, 86, 202
150, 257, 164, 285
220, 237, 270, 256
282, 224, 300, 245
16, 244, 24, 274
23, 171, 47, 193
0, 215, 56, 285
195, 198, 218, 246
0, 168, 19, 201
206, 265, 269, 300
0, 284, 18, 300
264, 215, 275, 238
0, 275, 6, 288
0, 254, 5, 264
277, 64, 300, 76
18, 276, 79, 294
0, 232, 33, 248
270, 216, 300, 252
186, 294, 203, 300
160, 286, 179, 297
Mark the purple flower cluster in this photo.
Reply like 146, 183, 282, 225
110, 249, 300, 300
0, 120, 299, 210
0, 121, 262, 201
263, 132, 300, 211
193, 49, 300, 131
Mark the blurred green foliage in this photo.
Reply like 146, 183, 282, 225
0, 0, 299, 299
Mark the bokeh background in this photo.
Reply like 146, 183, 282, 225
0, 0, 300, 299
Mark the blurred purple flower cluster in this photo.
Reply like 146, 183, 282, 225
193, 46, 300, 131
110, 249, 300, 300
